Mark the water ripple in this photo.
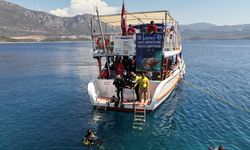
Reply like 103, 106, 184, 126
1, 41, 250, 150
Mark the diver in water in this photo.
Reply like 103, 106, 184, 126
85, 129, 97, 143
82, 129, 97, 145
82, 129, 103, 146
209, 145, 225, 150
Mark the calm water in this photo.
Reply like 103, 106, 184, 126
0, 41, 249, 150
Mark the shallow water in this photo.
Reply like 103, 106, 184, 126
0, 40, 249, 150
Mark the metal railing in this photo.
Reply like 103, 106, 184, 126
92, 31, 182, 56
163, 30, 181, 51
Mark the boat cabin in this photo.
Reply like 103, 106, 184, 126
91, 10, 182, 80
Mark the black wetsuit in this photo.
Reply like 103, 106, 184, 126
113, 77, 126, 102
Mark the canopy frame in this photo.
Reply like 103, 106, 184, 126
96, 10, 177, 27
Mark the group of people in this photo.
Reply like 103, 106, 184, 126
100, 56, 136, 79
131, 72, 149, 103
99, 20, 166, 106
125, 20, 158, 35
113, 71, 149, 106
128, 20, 176, 35
113, 56, 136, 76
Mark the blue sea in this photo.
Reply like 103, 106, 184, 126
0, 40, 249, 150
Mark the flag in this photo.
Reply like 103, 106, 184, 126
121, 0, 126, 34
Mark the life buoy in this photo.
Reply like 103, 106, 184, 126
96, 38, 109, 49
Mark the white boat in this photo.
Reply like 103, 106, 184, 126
87, 10, 185, 113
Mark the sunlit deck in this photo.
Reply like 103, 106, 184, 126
94, 97, 151, 112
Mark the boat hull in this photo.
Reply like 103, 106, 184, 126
87, 62, 185, 112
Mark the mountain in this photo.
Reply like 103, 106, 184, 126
1, 0, 250, 41
181, 23, 217, 31
0, 0, 95, 38
180, 23, 250, 40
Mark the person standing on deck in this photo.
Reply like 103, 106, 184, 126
147, 21, 158, 34
127, 24, 136, 35
129, 57, 136, 73
131, 72, 141, 102
116, 59, 124, 76
139, 72, 149, 103
113, 75, 126, 102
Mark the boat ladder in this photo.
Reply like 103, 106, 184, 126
133, 104, 146, 130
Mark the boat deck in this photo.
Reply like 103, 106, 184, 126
94, 97, 151, 111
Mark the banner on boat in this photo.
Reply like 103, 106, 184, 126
136, 33, 163, 49
136, 33, 163, 72
113, 35, 136, 55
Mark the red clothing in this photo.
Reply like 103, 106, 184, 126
127, 27, 136, 35
100, 69, 108, 79
116, 63, 124, 75
147, 24, 157, 33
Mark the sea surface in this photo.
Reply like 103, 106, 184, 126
0, 40, 249, 150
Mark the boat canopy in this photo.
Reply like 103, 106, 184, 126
97, 10, 177, 27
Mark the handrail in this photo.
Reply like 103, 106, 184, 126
93, 31, 182, 57
133, 90, 136, 115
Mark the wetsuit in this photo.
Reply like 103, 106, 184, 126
113, 77, 126, 102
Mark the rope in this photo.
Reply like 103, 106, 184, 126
182, 80, 250, 113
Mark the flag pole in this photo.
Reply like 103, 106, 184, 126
121, 0, 126, 35
96, 7, 110, 77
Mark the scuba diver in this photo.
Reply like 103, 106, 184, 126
82, 128, 104, 148
209, 145, 225, 150
84, 129, 97, 144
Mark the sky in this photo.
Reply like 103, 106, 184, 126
6, 0, 250, 25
